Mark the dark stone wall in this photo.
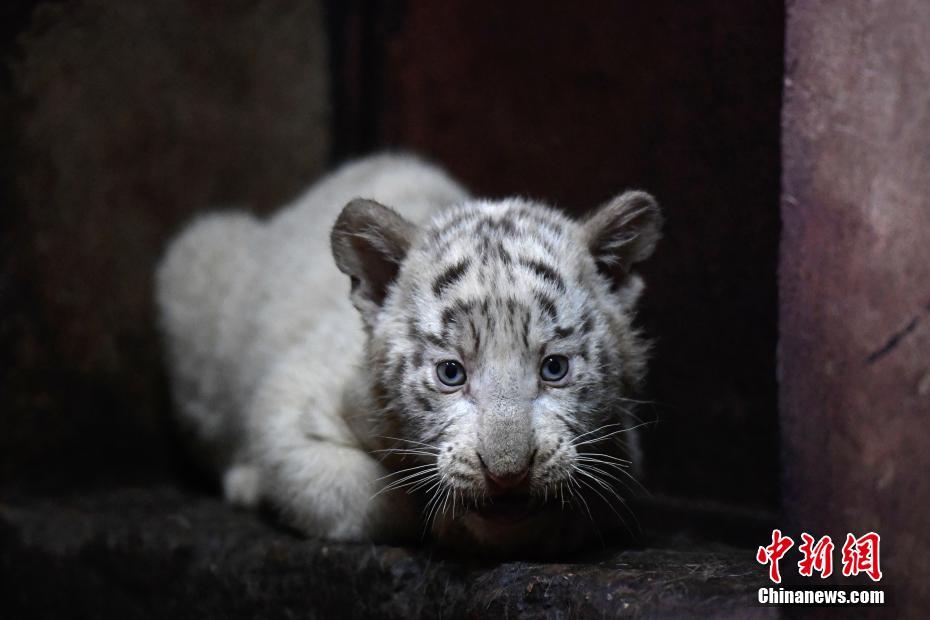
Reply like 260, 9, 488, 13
354, 1, 784, 509
0, 0, 330, 494
781, 0, 930, 614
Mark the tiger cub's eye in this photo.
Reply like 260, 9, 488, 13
436, 360, 467, 387
540, 355, 569, 382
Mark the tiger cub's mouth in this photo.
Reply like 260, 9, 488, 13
471, 492, 546, 524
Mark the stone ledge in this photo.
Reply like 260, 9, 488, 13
0, 487, 772, 618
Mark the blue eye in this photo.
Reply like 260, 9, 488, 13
540, 355, 569, 382
436, 360, 467, 387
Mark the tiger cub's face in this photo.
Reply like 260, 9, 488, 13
332, 192, 661, 555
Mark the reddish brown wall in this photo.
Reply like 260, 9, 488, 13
781, 1, 930, 613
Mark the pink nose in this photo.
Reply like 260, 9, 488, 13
484, 467, 530, 491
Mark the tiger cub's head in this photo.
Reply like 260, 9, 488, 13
332, 191, 661, 555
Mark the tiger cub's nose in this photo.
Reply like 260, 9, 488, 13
477, 450, 534, 494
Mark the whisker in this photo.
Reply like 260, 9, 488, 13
575, 453, 632, 466
616, 395, 657, 406
566, 475, 605, 547
421, 478, 451, 538
440, 485, 454, 518
574, 462, 632, 484
376, 435, 441, 451
408, 474, 442, 494
572, 421, 656, 448
579, 459, 650, 497
377, 467, 435, 490
574, 474, 636, 537
370, 469, 437, 499
375, 463, 435, 481
370, 448, 439, 459
573, 463, 644, 535
569, 421, 628, 446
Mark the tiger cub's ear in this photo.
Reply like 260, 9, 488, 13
583, 190, 662, 304
331, 198, 418, 327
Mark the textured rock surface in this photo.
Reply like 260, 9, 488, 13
781, 0, 930, 616
0, 487, 773, 619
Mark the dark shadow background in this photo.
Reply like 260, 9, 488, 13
1, 0, 783, 524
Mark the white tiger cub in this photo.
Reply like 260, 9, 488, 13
156, 154, 661, 555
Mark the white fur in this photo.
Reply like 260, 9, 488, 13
158, 154, 660, 552
157, 154, 467, 541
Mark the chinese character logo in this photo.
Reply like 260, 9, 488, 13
757, 529, 794, 584
798, 533, 834, 578
757, 530, 882, 583
841, 532, 882, 582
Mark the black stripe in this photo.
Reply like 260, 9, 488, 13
477, 216, 517, 236
534, 290, 558, 322
577, 343, 589, 362
554, 325, 575, 339
415, 394, 434, 414
580, 312, 594, 335
391, 355, 408, 387
497, 242, 512, 265
455, 298, 474, 314
470, 317, 481, 352
522, 309, 531, 348
432, 258, 471, 296
440, 306, 457, 328
420, 378, 441, 395
519, 257, 566, 292
556, 412, 585, 437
